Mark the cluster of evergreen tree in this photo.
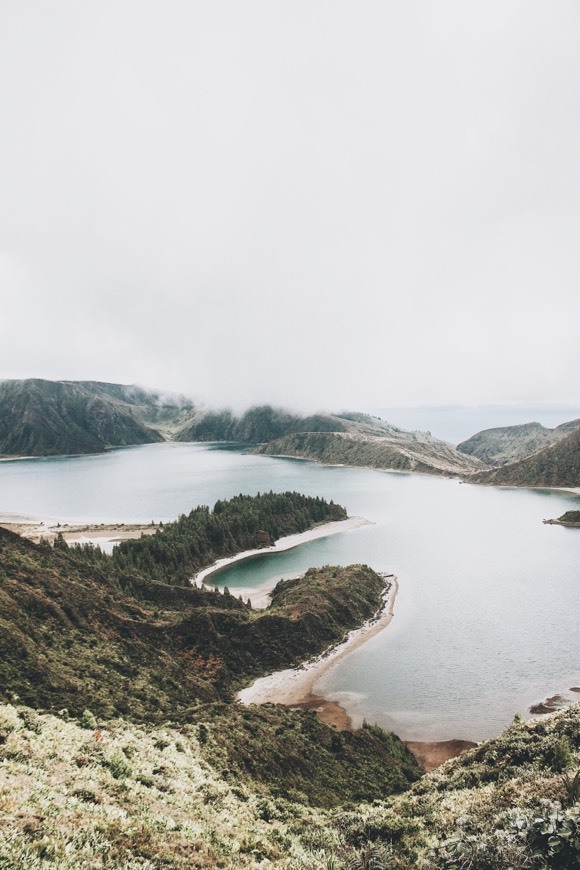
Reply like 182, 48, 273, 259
75, 492, 346, 587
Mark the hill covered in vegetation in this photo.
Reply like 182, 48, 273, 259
0, 378, 191, 456
174, 404, 351, 443
469, 428, 580, 488
0, 494, 367, 716
544, 510, 580, 527
1, 699, 578, 867
111, 491, 346, 586
457, 419, 580, 467
255, 430, 484, 477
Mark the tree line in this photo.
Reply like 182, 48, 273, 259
72, 491, 347, 587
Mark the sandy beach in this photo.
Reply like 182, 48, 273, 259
237, 576, 398, 727
236, 574, 478, 770
193, 515, 371, 596
0, 513, 160, 548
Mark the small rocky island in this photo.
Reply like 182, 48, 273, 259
543, 510, 580, 527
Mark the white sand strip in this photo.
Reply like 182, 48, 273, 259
237, 576, 398, 708
193, 516, 371, 589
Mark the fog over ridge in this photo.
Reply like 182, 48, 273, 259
1, 1, 578, 413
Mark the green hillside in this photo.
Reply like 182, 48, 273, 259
255, 430, 484, 477
469, 428, 580, 488
1, 700, 578, 867
111, 490, 346, 586
0, 493, 379, 717
0, 379, 168, 456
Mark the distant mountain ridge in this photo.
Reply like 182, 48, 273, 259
0, 380, 477, 476
0, 379, 172, 457
1, 379, 577, 487
469, 427, 580, 488
174, 405, 350, 443
457, 419, 580, 466
255, 430, 485, 477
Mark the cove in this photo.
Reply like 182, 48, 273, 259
1, 442, 578, 742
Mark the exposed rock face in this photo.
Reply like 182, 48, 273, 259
468, 428, 580, 488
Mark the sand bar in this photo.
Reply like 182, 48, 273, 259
237, 576, 398, 717
0, 513, 160, 547
193, 516, 371, 590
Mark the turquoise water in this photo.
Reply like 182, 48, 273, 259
1, 442, 578, 741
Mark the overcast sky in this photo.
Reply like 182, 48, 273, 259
0, 1, 578, 414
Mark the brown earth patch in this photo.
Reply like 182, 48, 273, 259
406, 739, 477, 772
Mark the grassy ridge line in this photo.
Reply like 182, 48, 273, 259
469, 427, 580, 488
1, 702, 578, 867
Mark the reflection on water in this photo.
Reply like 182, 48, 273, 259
1, 443, 579, 741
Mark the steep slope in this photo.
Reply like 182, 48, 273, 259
0, 524, 221, 718
0, 703, 420, 868
469, 427, 580, 488
458, 418, 580, 466
0, 379, 169, 456
174, 404, 351, 442
1, 700, 578, 867
331, 702, 580, 867
0, 493, 384, 717
255, 430, 484, 477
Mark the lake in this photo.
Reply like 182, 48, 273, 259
1, 442, 578, 741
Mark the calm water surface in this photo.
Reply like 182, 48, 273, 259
1, 443, 578, 741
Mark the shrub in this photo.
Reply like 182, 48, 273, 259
525, 805, 580, 867
106, 749, 131, 779
549, 737, 574, 772
80, 709, 98, 730
17, 708, 42, 734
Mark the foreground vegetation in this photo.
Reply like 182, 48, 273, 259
1, 702, 578, 868
2, 488, 579, 867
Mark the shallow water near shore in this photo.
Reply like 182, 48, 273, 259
1, 442, 579, 742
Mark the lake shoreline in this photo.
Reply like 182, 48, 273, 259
0, 514, 161, 547
193, 515, 371, 594
237, 576, 398, 716
237, 574, 481, 770
543, 518, 580, 528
